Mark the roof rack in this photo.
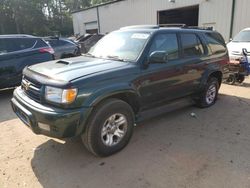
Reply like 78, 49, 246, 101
120, 25, 159, 30
184, 26, 214, 31
119, 24, 214, 31
159, 24, 213, 31
159, 23, 186, 28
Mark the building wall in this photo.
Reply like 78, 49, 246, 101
72, 0, 249, 41
233, 0, 250, 37
72, 8, 98, 35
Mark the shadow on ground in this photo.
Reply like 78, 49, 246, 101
31, 93, 250, 188
0, 89, 16, 123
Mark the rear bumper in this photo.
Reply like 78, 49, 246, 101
11, 87, 92, 138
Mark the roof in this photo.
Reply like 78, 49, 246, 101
119, 25, 215, 33
0, 34, 36, 38
72, 0, 125, 13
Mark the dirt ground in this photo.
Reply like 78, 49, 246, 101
0, 78, 250, 188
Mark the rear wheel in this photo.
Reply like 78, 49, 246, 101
196, 77, 219, 108
81, 98, 134, 157
236, 74, 245, 83
227, 74, 236, 85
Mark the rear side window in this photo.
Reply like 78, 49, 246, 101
149, 33, 179, 60
205, 33, 227, 54
0, 38, 36, 53
180, 33, 204, 57
35, 39, 49, 48
46, 39, 59, 47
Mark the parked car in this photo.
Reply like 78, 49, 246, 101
44, 37, 81, 59
76, 34, 104, 53
11, 25, 229, 157
227, 28, 250, 62
0, 35, 54, 89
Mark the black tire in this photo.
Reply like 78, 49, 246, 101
81, 98, 134, 157
226, 74, 236, 85
196, 77, 219, 108
236, 75, 245, 83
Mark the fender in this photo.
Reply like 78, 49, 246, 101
199, 60, 223, 89
75, 83, 140, 135
81, 82, 140, 107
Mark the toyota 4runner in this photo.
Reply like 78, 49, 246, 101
11, 25, 229, 156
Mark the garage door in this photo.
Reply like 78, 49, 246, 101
158, 5, 199, 26
85, 21, 98, 34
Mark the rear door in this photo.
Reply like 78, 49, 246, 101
0, 38, 40, 87
178, 32, 207, 93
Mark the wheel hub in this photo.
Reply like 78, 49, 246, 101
101, 113, 128, 147
206, 84, 216, 105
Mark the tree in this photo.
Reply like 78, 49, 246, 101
0, 0, 115, 36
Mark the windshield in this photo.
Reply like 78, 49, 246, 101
233, 30, 250, 42
88, 31, 150, 61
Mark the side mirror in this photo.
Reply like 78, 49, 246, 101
148, 51, 168, 64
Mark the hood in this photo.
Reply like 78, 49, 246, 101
26, 56, 130, 83
227, 41, 250, 55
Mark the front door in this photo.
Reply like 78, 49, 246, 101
138, 32, 186, 110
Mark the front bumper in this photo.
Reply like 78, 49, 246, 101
11, 87, 92, 138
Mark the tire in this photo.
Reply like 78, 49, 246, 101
81, 98, 134, 157
226, 74, 236, 85
196, 77, 219, 108
236, 75, 245, 83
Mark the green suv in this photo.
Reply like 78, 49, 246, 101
11, 25, 229, 156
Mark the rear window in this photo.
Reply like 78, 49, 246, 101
0, 38, 37, 54
46, 39, 72, 47
180, 33, 205, 57
205, 33, 227, 54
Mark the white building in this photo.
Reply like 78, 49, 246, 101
72, 0, 250, 41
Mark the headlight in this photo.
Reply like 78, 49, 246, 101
45, 86, 78, 104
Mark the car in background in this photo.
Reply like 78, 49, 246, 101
44, 37, 81, 59
227, 28, 250, 62
0, 35, 54, 89
76, 34, 104, 53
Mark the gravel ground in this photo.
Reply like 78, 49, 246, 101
0, 78, 250, 188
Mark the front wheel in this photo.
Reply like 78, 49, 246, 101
81, 99, 134, 157
195, 77, 219, 108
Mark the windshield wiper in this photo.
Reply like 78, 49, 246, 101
83, 52, 96, 58
106, 55, 126, 62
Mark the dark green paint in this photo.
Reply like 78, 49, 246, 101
11, 27, 229, 139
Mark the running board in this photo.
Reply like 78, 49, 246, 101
136, 97, 194, 123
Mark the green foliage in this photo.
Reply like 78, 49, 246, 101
0, 0, 114, 36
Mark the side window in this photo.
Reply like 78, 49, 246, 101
59, 40, 73, 47
149, 33, 179, 60
205, 33, 227, 54
2, 38, 36, 53
13, 38, 36, 51
47, 40, 59, 47
181, 33, 204, 57
35, 39, 48, 48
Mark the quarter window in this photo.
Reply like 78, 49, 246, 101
181, 33, 204, 57
205, 33, 227, 54
149, 33, 179, 60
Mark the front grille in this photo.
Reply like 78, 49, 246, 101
21, 76, 42, 102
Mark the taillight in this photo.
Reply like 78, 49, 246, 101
39, 47, 55, 54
